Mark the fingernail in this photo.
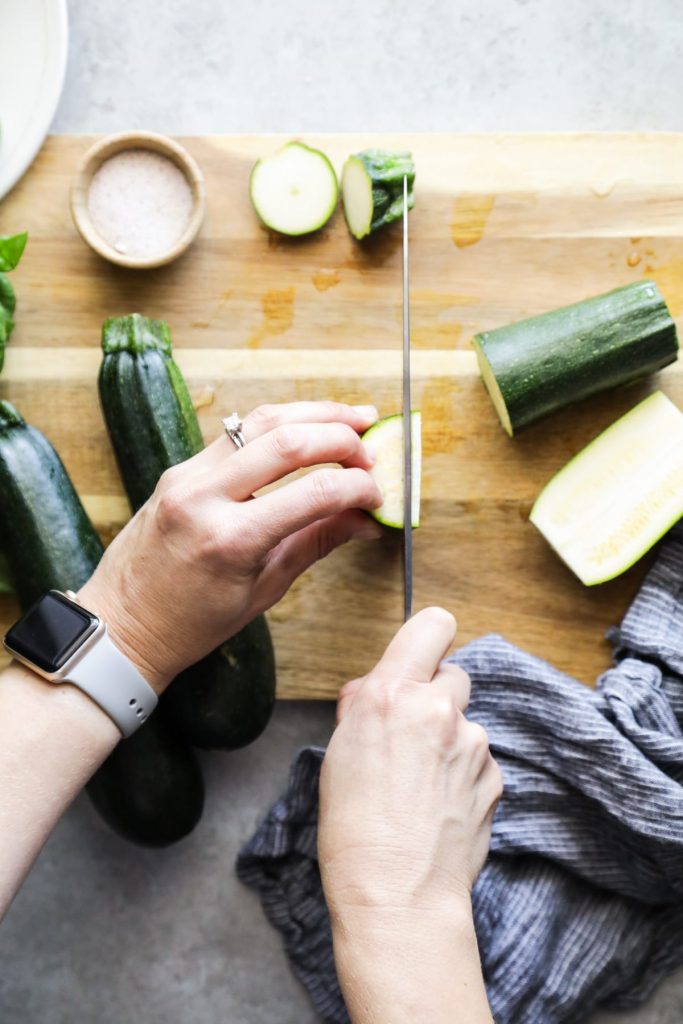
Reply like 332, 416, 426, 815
353, 404, 379, 423
354, 522, 383, 541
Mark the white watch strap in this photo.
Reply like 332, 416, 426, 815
67, 628, 158, 737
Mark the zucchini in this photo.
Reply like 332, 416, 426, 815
472, 281, 679, 436
342, 150, 415, 240
165, 617, 276, 750
0, 401, 103, 606
530, 391, 683, 586
250, 142, 338, 236
87, 707, 204, 848
362, 412, 421, 529
0, 400, 205, 845
0, 553, 13, 594
99, 313, 276, 750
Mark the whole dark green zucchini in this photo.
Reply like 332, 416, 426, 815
472, 280, 679, 436
99, 313, 276, 750
87, 707, 204, 847
0, 401, 103, 605
0, 400, 204, 846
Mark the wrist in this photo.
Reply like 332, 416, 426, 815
331, 902, 491, 1024
331, 896, 477, 952
76, 578, 172, 695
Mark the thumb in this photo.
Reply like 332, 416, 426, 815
369, 607, 457, 686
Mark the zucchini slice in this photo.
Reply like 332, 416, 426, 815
472, 281, 679, 436
530, 391, 683, 585
362, 411, 421, 529
342, 149, 415, 240
250, 141, 338, 236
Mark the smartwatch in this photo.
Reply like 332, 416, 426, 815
3, 590, 158, 737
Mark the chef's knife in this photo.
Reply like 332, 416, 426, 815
402, 175, 413, 622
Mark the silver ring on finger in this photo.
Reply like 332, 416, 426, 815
222, 412, 248, 449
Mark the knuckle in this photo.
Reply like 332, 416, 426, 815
308, 468, 342, 511
334, 422, 361, 455
322, 400, 349, 420
367, 676, 403, 716
428, 692, 455, 725
270, 424, 305, 462
249, 403, 279, 433
156, 464, 184, 494
465, 721, 491, 757
154, 471, 188, 532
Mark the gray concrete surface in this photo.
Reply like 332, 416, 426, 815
3, 0, 683, 1021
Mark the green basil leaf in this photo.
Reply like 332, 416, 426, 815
0, 232, 28, 272
0, 272, 16, 317
0, 305, 15, 373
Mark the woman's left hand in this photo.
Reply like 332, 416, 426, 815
79, 401, 383, 692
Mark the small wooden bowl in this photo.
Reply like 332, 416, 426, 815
70, 131, 206, 269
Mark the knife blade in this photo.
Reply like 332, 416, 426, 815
402, 175, 413, 622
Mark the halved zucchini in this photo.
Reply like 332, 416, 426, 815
362, 411, 421, 528
472, 280, 678, 436
530, 391, 683, 585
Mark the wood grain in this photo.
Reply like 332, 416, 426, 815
1, 133, 682, 698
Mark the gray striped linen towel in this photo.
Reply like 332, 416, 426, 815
237, 522, 683, 1023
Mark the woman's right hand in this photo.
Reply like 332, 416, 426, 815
78, 401, 383, 692
318, 608, 502, 1024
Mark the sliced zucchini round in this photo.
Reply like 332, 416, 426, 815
250, 141, 338, 236
530, 391, 683, 586
362, 411, 421, 529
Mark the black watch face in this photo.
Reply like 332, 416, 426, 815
4, 591, 98, 673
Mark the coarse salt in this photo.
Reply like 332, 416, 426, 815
87, 149, 194, 260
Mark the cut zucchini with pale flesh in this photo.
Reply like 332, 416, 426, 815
342, 150, 415, 240
472, 281, 678, 436
530, 391, 683, 585
362, 412, 421, 528
250, 142, 338, 236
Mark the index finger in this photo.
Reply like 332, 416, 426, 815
243, 402, 380, 442
192, 401, 380, 474
370, 607, 457, 686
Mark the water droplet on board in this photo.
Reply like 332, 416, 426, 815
192, 386, 215, 411
451, 195, 496, 247
590, 182, 615, 198
312, 269, 341, 292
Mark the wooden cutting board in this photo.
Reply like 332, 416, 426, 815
1, 133, 683, 698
